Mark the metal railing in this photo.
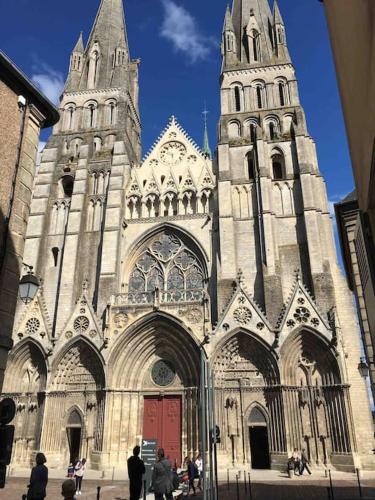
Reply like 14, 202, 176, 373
111, 288, 205, 307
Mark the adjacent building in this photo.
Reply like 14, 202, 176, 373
323, 0, 375, 393
0, 51, 59, 391
2, 0, 375, 473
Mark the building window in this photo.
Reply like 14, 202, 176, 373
269, 122, 276, 140
279, 82, 286, 106
272, 153, 285, 180
234, 86, 242, 112
128, 232, 205, 303
256, 86, 263, 109
246, 151, 255, 180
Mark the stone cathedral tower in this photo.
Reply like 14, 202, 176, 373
3, 0, 375, 474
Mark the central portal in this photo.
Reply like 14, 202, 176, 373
143, 396, 182, 466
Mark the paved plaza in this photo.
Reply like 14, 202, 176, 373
1, 470, 375, 500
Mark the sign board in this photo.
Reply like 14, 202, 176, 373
0, 399, 16, 426
141, 438, 158, 492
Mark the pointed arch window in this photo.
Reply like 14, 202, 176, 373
127, 232, 205, 303
246, 151, 255, 180
272, 152, 285, 180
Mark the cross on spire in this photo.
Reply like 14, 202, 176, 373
202, 104, 212, 159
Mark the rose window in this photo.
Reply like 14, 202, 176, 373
73, 316, 90, 334
233, 307, 252, 325
294, 307, 311, 324
26, 318, 40, 335
152, 360, 176, 386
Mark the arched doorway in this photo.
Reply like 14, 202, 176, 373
109, 313, 201, 466
213, 331, 282, 467
2, 340, 47, 465
66, 409, 83, 463
41, 339, 105, 466
280, 329, 351, 466
248, 407, 270, 469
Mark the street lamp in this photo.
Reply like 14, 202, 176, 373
358, 358, 369, 378
19, 266, 40, 304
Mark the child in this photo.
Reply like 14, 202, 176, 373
67, 463, 75, 478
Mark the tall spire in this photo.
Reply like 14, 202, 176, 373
73, 32, 84, 53
202, 106, 212, 159
273, 0, 284, 25
231, 0, 274, 64
81, 0, 130, 90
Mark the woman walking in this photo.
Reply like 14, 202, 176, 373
74, 458, 86, 495
27, 452, 48, 500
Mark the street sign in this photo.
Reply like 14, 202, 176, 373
141, 438, 158, 493
0, 399, 16, 426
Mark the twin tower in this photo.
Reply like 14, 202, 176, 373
4, 0, 374, 473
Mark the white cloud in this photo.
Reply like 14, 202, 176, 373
31, 63, 64, 105
160, 0, 214, 63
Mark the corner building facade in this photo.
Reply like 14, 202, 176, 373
3, 0, 375, 472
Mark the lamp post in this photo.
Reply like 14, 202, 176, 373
358, 358, 370, 378
19, 265, 40, 304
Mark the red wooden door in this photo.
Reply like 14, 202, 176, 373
143, 396, 181, 466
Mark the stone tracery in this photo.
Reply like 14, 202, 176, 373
128, 232, 204, 303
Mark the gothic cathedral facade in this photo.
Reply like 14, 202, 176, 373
3, 0, 375, 472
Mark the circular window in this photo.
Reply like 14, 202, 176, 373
152, 360, 176, 387
26, 318, 40, 335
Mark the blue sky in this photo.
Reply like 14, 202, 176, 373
0, 0, 354, 218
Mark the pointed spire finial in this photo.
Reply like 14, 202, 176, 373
202, 103, 212, 159
73, 32, 84, 53
273, 0, 284, 25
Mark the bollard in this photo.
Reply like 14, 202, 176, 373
97, 486, 101, 500
112, 466, 115, 483
356, 468, 363, 498
326, 486, 331, 500
328, 469, 334, 500
227, 468, 230, 491
248, 472, 253, 500
236, 474, 240, 500
244, 470, 247, 493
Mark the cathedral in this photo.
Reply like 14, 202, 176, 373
3, 0, 375, 473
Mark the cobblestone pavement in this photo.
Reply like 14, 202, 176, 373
1, 471, 375, 500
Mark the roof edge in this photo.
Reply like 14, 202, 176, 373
0, 50, 60, 128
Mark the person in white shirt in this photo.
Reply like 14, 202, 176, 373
74, 458, 86, 495
195, 454, 203, 491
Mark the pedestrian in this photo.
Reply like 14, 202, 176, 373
74, 458, 86, 495
187, 457, 197, 496
299, 449, 312, 476
26, 452, 48, 500
151, 448, 173, 500
292, 448, 300, 475
61, 479, 76, 499
128, 445, 146, 500
195, 454, 203, 491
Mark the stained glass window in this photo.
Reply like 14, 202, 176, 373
128, 232, 205, 302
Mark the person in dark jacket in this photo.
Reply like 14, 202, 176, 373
27, 453, 48, 500
151, 448, 173, 500
299, 449, 312, 476
128, 446, 146, 500
187, 458, 197, 496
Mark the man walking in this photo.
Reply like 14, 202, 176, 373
128, 446, 146, 500
299, 449, 312, 476
151, 448, 173, 500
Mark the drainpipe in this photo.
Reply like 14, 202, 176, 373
0, 96, 28, 276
